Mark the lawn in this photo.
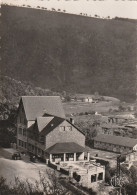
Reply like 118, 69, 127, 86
63, 101, 119, 115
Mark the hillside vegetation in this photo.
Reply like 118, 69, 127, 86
0, 75, 61, 119
1, 5, 137, 102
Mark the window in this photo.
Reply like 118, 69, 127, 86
39, 136, 45, 144
60, 126, 65, 131
19, 140, 21, 146
66, 126, 72, 131
91, 174, 97, 183
24, 142, 27, 149
20, 116, 21, 123
38, 148, 41, 154
32, 145, 34, 151
18, 128, 22, 135
98, 172, 103, 181
23, 129, 27, 137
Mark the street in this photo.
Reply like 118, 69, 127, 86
0, 147, 51, 186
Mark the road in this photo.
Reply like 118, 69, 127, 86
0, 147, 51, 186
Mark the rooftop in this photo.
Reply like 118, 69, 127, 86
94, 134, 137, 148
36, 116, 54, 132
101, 124, 126, 129
40, 116, 65, 135
21, 96, 65, 120
45, 142, 87, 154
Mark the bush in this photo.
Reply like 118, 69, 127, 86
73, 172, 81, 182
48, 161, 57, 169
79, 185, 97, 195
105, 170, 111, 184
60, 168, 69, 176
120, 155, 126, 162
123, 183, 137, 195
0, 170, 68, 195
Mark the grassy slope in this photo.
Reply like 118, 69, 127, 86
1, 5, 137, 102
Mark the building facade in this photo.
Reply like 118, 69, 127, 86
17, 96, 88, 162
16, 96, 105, 187
94, 134, 137, 153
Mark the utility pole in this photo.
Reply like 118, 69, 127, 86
111, 155, 121, 195
117, 155, 121, 195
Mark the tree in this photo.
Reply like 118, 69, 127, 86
0, 170, 69, 195
65, 96, 71, 102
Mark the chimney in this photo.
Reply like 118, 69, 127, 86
70, 118, 74, 124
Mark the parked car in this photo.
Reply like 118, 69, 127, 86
12, 152, 21, 160
30, 155, 37, 163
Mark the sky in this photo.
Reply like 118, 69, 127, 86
2, 0, 137, 19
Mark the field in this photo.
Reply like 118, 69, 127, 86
63, 100, 119, 115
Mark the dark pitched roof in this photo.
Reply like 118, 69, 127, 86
45, 142, 87, 154
66, 120, 85, 135
36, 117, 54, 132
40, 116, 65, 135
21, 96, 65, 120
94, 134, 137, 148
40, 116, 85, 136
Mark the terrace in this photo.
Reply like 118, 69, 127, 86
49, 160, 105, 188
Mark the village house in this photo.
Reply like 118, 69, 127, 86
83, 97, 93, 103
108, 114, 135, 124
100, 123, 128, 136
17, 96, 88, 162
125, 124, 137, 132
16, 96, 105, 187
126, 151, 137, 162
93, 134, 137, 153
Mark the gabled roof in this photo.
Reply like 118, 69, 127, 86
36, 117, 54, 132
45, 142, 87, 154
94, 134, 137, 148
40, 116, 85, 136
21, 96, 65, 120
40, 116, 65, 135
66, 120, 85, 135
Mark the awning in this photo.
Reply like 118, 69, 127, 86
45, 142, 87, 154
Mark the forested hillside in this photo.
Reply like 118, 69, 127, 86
1, 5, 137, 102
0, 75, 61, 120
